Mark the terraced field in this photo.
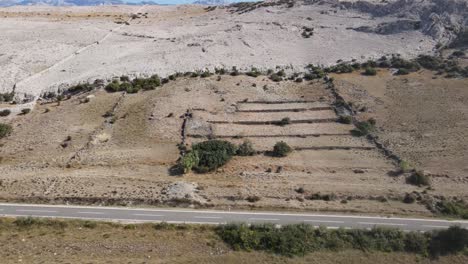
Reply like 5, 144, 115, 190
0, 74, 455, 216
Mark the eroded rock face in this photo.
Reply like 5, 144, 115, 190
341, 0, 468, 45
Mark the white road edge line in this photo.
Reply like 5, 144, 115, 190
248, 218, 280, 221
194, 216, 222, 219
1, 203, 467, 224
303, 220, 344, 223
422, 225, 448, 228
133, 214, 165, 217
0, 214, 224, 225
358, 222, 407, 226
16, 209, 58, 213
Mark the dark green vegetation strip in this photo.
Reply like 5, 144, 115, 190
217, 224, 468, 258
3, 217, 467, 259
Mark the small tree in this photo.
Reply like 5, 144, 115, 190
272, 141, 292, 157
179, 151, 199, 174
192, 140, 237, 172
21, 108, 31, 115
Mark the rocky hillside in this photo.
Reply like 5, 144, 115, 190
338, 0, 468, 46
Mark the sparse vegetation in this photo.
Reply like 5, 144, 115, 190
0, 92, 15, 102
67, 83, 95, 94
399, 160, 412, 173
246, 195, 261, 203
434, 200, 468, 219
179, 150, 200, 174
406, 171, 430, 186
269, 73, 283, 82
0, 109, 11, 117
246, 67, 262, 77
217, 224, 468, 257
351, 119, 375, 137
272, 141, 292, 157
20, 108, 31, 115
275, 117, 291, 126
363, 67, 377, 76
338, 115, 352, 124
0, 123, 13, 139
237, 140, 256, 156
305, 192, 337, 201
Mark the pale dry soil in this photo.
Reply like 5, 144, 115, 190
0, 2, 435, 98
0, 75, 449, 217
333, 69, 468, 200
0, 219, 466, 264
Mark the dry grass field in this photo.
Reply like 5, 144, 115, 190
2, 70, 466, 218
0, 218, 467, 264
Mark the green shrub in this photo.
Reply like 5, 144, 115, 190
326, 63, 354, 74
390, 56, 420, 71
0, 123, 12, 139
105, 80, 121, 92
416, 55, 443, 70
429, 226, 468, 256
406, 171, 430, 186
216, 224, 438, 257
192, 140, 237, 172
200, 71, 212, 78
399, 160, 412, 173
306, 192, 337, 201
67, 83, 94, 94
131, 75, 160, 90
246, 67, 261, 77
403, 193, 416, 204
215, 67, 227, 75
21, 108, 31, 115
179, 150, 200, 174
363, 67, 377, 76
0, 92, 14, 102
120, 75, 130, 82
120, 82, 136, 93
0, 109, 11, 117
435, 200, 468, 219
246, 196, 261, 203
351, 120, 375, 137
338, 115, 352, 124
275, 117, 291, 126
237, 140, 256, 156
272, 141, 292, 157
269, 74, 282, 82
230, 66, 240, 76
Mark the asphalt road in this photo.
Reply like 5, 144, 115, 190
1, 203, 467, 231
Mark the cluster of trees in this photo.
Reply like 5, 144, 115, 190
179, 140, 293, 173
217, 224, 468, 257
105, 75, 161, 93
319, 54, 468, 78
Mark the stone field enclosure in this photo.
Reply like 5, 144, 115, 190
0, 0, 468, 218
1, 69, 467, 217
